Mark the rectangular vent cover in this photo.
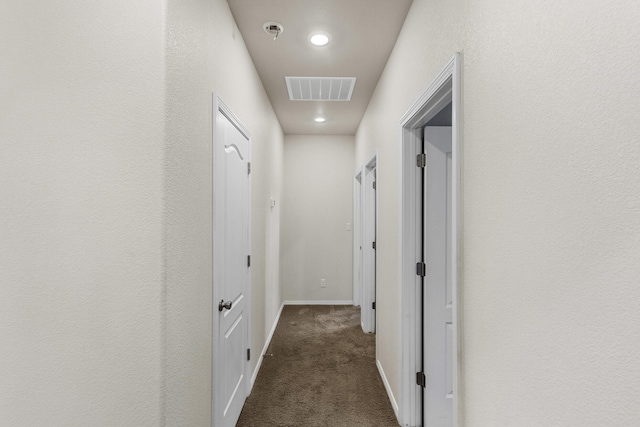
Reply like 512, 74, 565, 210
285, 77, 356, 101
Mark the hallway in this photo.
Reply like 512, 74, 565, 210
3, 0, 640, 426
237, 305, 396, 426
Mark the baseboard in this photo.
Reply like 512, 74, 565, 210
377, 358, 400, 424
284, 300, 354, 305
250, 301, 285, 389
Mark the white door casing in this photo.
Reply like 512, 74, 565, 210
423, 126, 453, 426
212, 95, 251, 427
400, 53, 461, 427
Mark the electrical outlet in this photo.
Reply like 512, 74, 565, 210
346, 222, 352, 231
320, 279, 326, 288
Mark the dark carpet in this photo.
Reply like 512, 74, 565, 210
236, 305, 399, 427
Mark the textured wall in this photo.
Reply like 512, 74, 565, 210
357, 0, 640, 425
0, 0, 164, 425
462, 1, 640, 425
164, 0, 284, 424
355, 0, 465, 415
1, 0, 283, 424
281, 135, 355, 302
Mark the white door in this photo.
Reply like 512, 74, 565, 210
370, 169, 376, 331
423, 126, 453, 426
213, 96, 251, 427
362, 160, 377, 333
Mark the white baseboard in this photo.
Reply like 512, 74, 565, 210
284, 300, 354, 305
250, 302, 285, 388
377, 358, 400, 424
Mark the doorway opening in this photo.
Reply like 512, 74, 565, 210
354, 154, 377, 334
399, 54, 462, 426
353, 171, 363, 308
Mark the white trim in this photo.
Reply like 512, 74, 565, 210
250, 302, 285, 388
451, 51, 463, 427
399, 53, 463, 427
283, 300, 354, 306
377, 359, 400, 423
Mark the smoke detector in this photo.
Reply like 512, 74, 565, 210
263, 22, 284, 40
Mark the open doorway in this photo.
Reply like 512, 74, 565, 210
354, 154, 377, 334
353, 171, 363, 308
422, 122, 453, 426
399, 54, 462, 426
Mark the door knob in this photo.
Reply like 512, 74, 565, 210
219, 299, 233, 312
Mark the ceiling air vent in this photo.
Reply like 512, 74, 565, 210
285, 77, 356, 101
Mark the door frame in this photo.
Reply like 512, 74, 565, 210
353, 170, 363, 308
212, 94, 252, 427
399, 53, 462, 426
361, 153, 377, 333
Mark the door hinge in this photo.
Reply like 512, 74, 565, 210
247, 255, 251, 267
416, 371, 426, 388
248, 162, 251, 175
372, 241, 376, 250
417, 153, 426, 168
372, 301, 376, 310
373, 181, 376, 190
416, 262, 426, 277
247, 348, 251, 361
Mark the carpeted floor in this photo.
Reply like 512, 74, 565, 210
236, 305, 399, 427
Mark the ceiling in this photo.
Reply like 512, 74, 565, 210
227, 0, 414, 135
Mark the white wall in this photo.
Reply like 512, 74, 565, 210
0, 1, 164, 425
165, 0, 284, 425
1, 0, 284, 425
357, 0, 640, 425
281, 135, 355, 303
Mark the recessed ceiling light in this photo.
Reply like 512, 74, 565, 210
314, 117, 326, 123
310, 33, 330, 46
